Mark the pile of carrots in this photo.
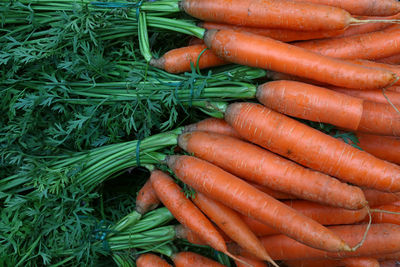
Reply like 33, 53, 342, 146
133, 0, 400, 266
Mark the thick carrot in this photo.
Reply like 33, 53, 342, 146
341, 257, 380, 267
357, 101, 400, 136
178, 131, 366, 209
171, 251, 225, 267
204, 29, 397, 89
174, 224, 207, 245
363, 188, 400, 206
136, 179, 160, 215
257, 80, 364, 130
369, 204, 400, 225
181, 0, 366, 31
356, 133, 400, 164
225, 102, 400, 192
150, 44, 226, 74
136, 253, 172, 267
377, 54, 400, 65
294, 0, 400, 16
167, 155, 350, 252
328, 87, 400, 107
192, 192, 276, 265
250, 182, 297, 200
200, 22, 344, 42
149, 170, 233, 257
235, 255, 269, 267
295, 25, 400, 60
183, 117, 241, 139
257, 224, 400, 260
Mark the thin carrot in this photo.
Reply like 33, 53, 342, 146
235, 255, 269, 267
369, 204, 400, 225
167, 155, 351, 252
295, 25, 400, 60
183, 117, 241, 139
328, 87, 400, 107
355, 133, 400, 164
171, 251, 225, 267
249, 182, 297, 200
178, 131, 366, 209
357, 101, 400, 136
192, 192, 277, 265
150, 44, 226, 74
136, 253, 172, 267
135, 179, 160, 215
256, 80, 364, 131
363, 188, 400, 206
377, 54, 400, 65
181, 0, 378, 31
346, 59, 400, 85
224, 102, 400, 192
204, 29, 397, 89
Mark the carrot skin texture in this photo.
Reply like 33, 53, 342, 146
225, 102, 400, 192
204, 29, 397, 90
363, 188, 400, 206
136, 253, 172, 267
257, 80, 364, 130
250, 182, 297, 200
150, 44, 226, 74
192, 192, 274, 263
369, 204, 400, 225
135, 179, 160, 215
284, 259, 340, 267
174, 224, 207, 245
172, 252, 225, 267
149, 170, 228, 253
379, 260, 400, 267
183, 117, 241, 139
341, 257, 380, 267
377, 54, 400, 65
235, 255, 269, 267
346, 59, 400, 85
178, 131, 366, 209
167, 155, 350, 252
295, 25, 400, 60
258, 224, 400, 260
328, 87, 400, 107
356, 133, 400, 165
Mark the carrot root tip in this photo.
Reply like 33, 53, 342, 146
149, 57, 165, 69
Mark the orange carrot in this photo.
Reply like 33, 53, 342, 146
249, 182, 297, 200
224, 102, 400, 192
294, 0, 400, 16
235, 255, 269, 267
369, 204, 400, 225
183, 117, 241, 139
256, 224, 400, 260
174, 224, 207, 245
295, 25, 400, 60
377, 54, 400, 65
357, 101, 400, 136
178, 131, 366, 209
167, 155, 350, 252
380, 260, 400, 267
377, 251, 400, 261
150, 44, 226, 74
135, 179, 160, 215
171, 251, 225, 267
136, 253, 172, 267
149, 170, 235, 258
355, 133, 400, 164
192, 192, 276, 265
284, 259, 340, 267
389, 86, 400, 93
341, 257, 380, 267
204, 29, 397, 89
181, 0, 372, 31
363, 188, 400, 206
328, 87, 400, 106
257, 80, 364, 130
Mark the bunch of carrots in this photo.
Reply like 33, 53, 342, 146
106, 0, 400, 266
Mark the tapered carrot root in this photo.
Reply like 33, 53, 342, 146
377, 54, 400, 65
257, 80, 364, 130
178, 131, 366, 209
328, 87, 400, 107
204, 29, 397, 89
183, 118, 241, 139
135, 179, 160, 215
257, 224, 400, 260
356, 133, 400, 165
295, 25, 400, 60
347, 59, 400, 85
136, 253, 172, 267
181, 0, 356, 31
150, 44, 226, 74
224, 102, 400, 192
235, 255, 269, 267
192, 192, 276, 265
357, 101, 400, 136
172, 252, 225, 267
250, 183, 297, 200
363, 188, 400, 206
167, 155, 351, 252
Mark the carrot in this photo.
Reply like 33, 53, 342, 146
224, 102, 400, 192
135, 179, 160, 215
188, 37, 204, 46
355, 133, 400, 164
200, 22, 344, 42
167, 155, 351, 252
341, 257, 380, 267
377, 251, 400, 261
369, 204, 400, 225
136, 253, 172, 267
150, 44, 226, 74
377, 54, 400, 65
256, 224, 400, 260
249, 182, 297, 200
293, 0, 400, 16
295, 25, 400, 60
256, 80, 364, 131
204, 29, 397, 89
192, 192, 276, 265
235, 255, 269, 267
171, 251, 225, 267
346, 59, 400, 85
357, 101, 400, 136
328, 88, 400, 107
380, 260, 400, 267
181, 0, 377, 31
284, 259, 340, 267
389, 86, 400, 93
183, 117, 241, 139
178, 131, 366, 209
174, 224, 207, 245
149, 170, 237, 259
363, 188, 400, 206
